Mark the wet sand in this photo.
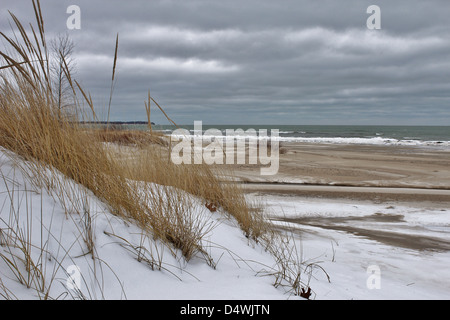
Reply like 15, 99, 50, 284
271, 212, 450, 252
221, 142, 450, 252
229, 142, 450, 190
218, 142, 450, 202
241, 183, 450, 204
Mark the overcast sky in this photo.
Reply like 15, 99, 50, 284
1, 0, 450, 125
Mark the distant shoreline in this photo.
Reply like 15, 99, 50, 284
78, 121, 156, 125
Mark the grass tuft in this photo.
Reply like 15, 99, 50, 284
0, 0, 315, 299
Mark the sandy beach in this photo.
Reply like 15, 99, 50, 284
218, 142, 450, 298
229, 141, 450, 234
109, 137, 450, 298
232, 142, 450, 188
216, 141, 450, 203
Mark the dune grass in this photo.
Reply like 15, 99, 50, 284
0, 0, 315, 299
0, 0, 268, 262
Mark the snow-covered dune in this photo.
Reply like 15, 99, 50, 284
0, 148, 299, 300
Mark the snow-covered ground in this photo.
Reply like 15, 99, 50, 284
0, 148, 298, 300
257, 195, 450, 299
1, 147, 449, 300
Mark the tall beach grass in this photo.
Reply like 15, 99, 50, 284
0, 0, 266, 263
0, 0, 315, 299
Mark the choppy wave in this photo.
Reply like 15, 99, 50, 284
277, 136, 450, 147
169, 132, 450, 148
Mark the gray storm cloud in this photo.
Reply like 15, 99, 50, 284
1, 0, 449, 124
